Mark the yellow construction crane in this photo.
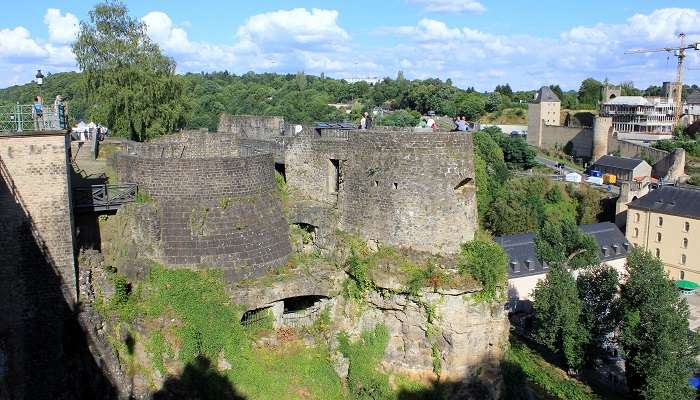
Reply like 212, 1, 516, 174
626, 33, 700, 130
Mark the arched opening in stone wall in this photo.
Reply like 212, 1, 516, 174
453, 177, 474, 200
281, 295, 329, 329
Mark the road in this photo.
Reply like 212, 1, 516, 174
535, 155, 620, 195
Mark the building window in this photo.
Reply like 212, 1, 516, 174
682, 254, 687, 265
656, 232, 662, 242
634, 213, 640, 223
657, 216, 663, 227
683, 238, 688, 249
685, 222, 690, 232
633, 228, 639, 238
655, 248, 660, 257
681, 270, 685, 279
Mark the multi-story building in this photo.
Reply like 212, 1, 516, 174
626, 186, 700, 282
527, 86, 561, 148
600, 95, 676, 137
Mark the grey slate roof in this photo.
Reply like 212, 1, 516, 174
688, 91, 700, 105
531, 86, 560, 103
592, 155, 646, 171
496, 222, 629, 278
627, 186, 700, 219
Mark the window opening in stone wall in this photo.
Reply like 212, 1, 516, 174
683, 238, 688, 249
656, 232, 662, 242
682, 254, 687, 265
655, 248, 660, 257
292, 222, 318, 250
373, 181, 379, 187
392, 182, 398, 190
658, 216, 663, 227
281, 295, 328, 329
634, 212, 640, 222
633, 228, 639, 238
685, 222, 690, 232
328, 159, 340, 193
274, 162, 286, 182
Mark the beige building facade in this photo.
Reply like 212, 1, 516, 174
626, 186, 700, 282
527, 86, 561, 148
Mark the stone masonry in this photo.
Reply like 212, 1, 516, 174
285, 128, 478, 254
115, 131, 292, 281
0, 132, 83, 398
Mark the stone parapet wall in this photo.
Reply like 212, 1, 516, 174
286, 129, 477, 254
218, 114, 284, 139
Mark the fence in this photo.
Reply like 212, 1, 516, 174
0, 103, 68, 133
240, 307, 273, 330
281, 303, 322, 329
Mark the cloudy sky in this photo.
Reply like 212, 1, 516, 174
2, 0, 700, 91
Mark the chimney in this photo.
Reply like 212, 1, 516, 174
623, 242, 630, 251
601, 247, 609, 257
612, 244, 620, 255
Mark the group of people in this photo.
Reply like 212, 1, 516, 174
32, 95, 67, 131
452, 116, 471, 132
357, 111, 470, 132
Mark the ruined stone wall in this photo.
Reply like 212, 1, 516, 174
115, 133, 291, 281
218, 114, 284, 139
538, 125, 594, 158
0, 133, 92, 398
286, 129, 477, 254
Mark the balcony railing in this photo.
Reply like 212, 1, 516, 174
0, 103, 68, 133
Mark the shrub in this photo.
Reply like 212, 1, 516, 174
458, 236, 507, 301
338, 325, 392, 400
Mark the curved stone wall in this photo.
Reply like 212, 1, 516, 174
115, 133, 291, 281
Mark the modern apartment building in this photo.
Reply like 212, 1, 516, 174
600, 95, 676, 137
626, 186, 700, 282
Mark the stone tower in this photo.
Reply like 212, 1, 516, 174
527, 86, 561, 147
661, 81, 682, 101
592, 116, 613, 161
601, 85, 621, 102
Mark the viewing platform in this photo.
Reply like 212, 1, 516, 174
0, 103, 68, 133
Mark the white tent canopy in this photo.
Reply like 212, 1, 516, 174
565, 172, 582, 183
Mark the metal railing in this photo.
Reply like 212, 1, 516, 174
281, 304, 321, 329
240, 307, 273, 329
0, 103, 68, 133
73, 183, 138, 212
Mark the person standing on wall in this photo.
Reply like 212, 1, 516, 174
32, 96, 44, 131
359, 113, 367, 129
365, 111, 373, 129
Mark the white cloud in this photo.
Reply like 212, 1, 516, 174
142, 11, 194, 53
44, 8, 79, 44
235, 8, 348, 53
0, 27, 46, 59
407, 0, 485, 13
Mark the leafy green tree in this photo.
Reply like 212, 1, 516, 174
620, 81, 641, 96
458, 235, 508, 301
73, 1, 188, 140
576, 266, 619, 346
549, 85, 564, 101
485, 92, 506, 113
494, 84, 513, 99
577, 78, 603, 107
643, 85, 661, 97
454, 92, 485, 120
382, 109, 420, 127
532, 264, 588, 371
619, 248, 700, 400
535, 219, 599, 270
501, 137, 536, 169
472, 130, 509, 221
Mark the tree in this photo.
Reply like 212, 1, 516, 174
534, 219, 599, 270
494, 84, 513, 99
454, 92, 485, 120
620, 81, 641, 96
619, 248, 700, 400
472, 130, 509, 221
500, 137, 536, 169
549, 85, 564, 101
576, 266, 619, 348
73, 1, 188, 141
382, 109, 420, 127
532, 264, 588, 371
458, 235, 508, 301
484, 92, 506, 113
643, 85, 661, 97
577, 78, 603, 107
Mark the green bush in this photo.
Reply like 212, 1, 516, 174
458, 236, 507, 301
338, 324, 392, 400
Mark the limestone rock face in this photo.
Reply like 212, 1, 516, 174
335, 284, 509, 398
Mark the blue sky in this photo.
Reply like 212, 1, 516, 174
2, 0, 700, 91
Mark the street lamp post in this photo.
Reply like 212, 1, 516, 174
35, 69, 44, 101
